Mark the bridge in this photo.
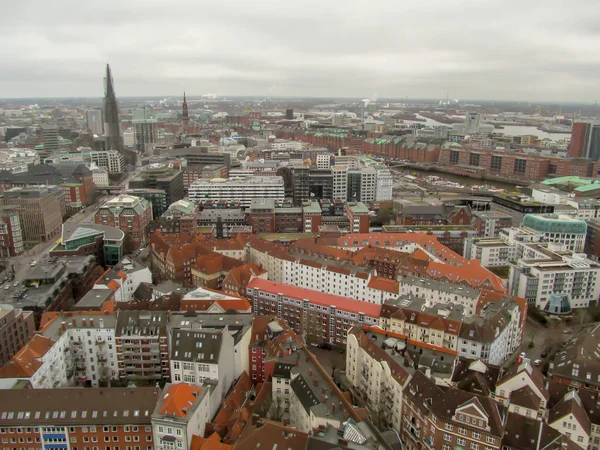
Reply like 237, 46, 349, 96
96, 186, 125, 195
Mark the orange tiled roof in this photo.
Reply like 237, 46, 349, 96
158, 383, 202, 418
367, 276, 400, 294
190, 433, 232, 450
0, 334, 56, 378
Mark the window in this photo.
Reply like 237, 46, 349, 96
457, 438, 466, 446
444, 424, 453, 431
472, 432, 480, 440
458, 427, 466, 436
470, 444, 479, 450
443, 434, 452, 442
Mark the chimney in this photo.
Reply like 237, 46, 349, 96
82, 318, 87, 327
331, 403, 335, 413
90, 318, 95, 328
71, 319, 76, 327
99, 319, 104, 328
61, 321, 67, 332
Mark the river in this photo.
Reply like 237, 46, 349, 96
391, 166, 521, 193
404, 114, 568, 140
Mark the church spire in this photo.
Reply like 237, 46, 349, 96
182, 91, 189, 120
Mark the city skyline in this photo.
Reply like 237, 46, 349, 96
1, 0, 599, 102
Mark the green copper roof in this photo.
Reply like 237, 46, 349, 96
542, 176, 598, 186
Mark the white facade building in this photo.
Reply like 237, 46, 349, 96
316, 153, 332, 169
169, 327, 235, 405
332, 166, 348, 201
375, 164, 393, 201
188, 176, 285, 208
152, 383, 212, 450
91, 168, 109, 187
345, 328, 408, 431
90, 150, 125, 174
510, 253, 600, 310
359, 166, 377, 204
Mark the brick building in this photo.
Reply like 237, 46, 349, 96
402, 370, 505, 450
246, 278, 380, 346
438, 146, 598, 182
3, 186, 64, 249
95, 195, 153, 251
0, 304, 35, 368
0, 387, 159, 450
248, 316, 302, 384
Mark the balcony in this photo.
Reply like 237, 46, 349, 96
94, 339, 106, 346
98, 357, 108, 363
73, 341, 83, 346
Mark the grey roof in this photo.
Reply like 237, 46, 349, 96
273, 362, 295, 379
0, 388, 160, 426
41, 313, 118, 340
61, 223, 124, 243
170, 328, 223, 363
75, 288, 114, 309
116, 311, 168, 336
290, 375, 321, 412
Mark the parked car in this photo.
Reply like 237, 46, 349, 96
533, 359, 542, 366
310, 342, 319, 347
519, 352, 527, 359
563, 328, 573, 334
12, 282, 19, 287
541, 350, 548, 358
30, 260, 37, 267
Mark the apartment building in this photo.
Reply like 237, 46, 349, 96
0, 304, 35, 368
95, 195, 153, 250
169, 327, 235, 402
402, 370, 505, 450
509, 252, 600, 310
399, 276, 482, 316
271, 346, 361, 433
0, 388, 159, 450
522, 214, 587, 253
248, 316, 302, 384
40, 314, 119, 387
346, 327, 410, 431
169, 312, 251, 384
457, 295, 523, 365
0, 333, 68, 388
152, 383, 211, 450
91, 258, 152, 303
246, 278, 380, 346
115, 311, 170, 382
471, 211, 513, 238
188, 176, 285, 208
152, 199, 198, 234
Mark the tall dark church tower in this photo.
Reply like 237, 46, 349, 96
182, 92, 189, 121
103, 64, 124, 152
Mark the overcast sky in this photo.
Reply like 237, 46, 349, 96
1, 0, 599, 101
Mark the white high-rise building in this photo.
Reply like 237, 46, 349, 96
464, 112, 480, 133
332, 166, 348, 200
360, 166, 377, 204
375, 164, 393, 201
90, 150, 125, 174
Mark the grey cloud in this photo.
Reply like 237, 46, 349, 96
0, 0, 599, 101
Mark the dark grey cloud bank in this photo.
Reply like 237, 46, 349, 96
1, 0, 600, 101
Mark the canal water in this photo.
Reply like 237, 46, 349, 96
404, 115, 568, 140
391, 166, 521, 193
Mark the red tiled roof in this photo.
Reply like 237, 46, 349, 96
0, 334, 56, 378
158, 383, 202, 418
190, 433, 233, 450
247, 279, 381, 317
222, 264, 266, 291
367, 276, 400, 294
